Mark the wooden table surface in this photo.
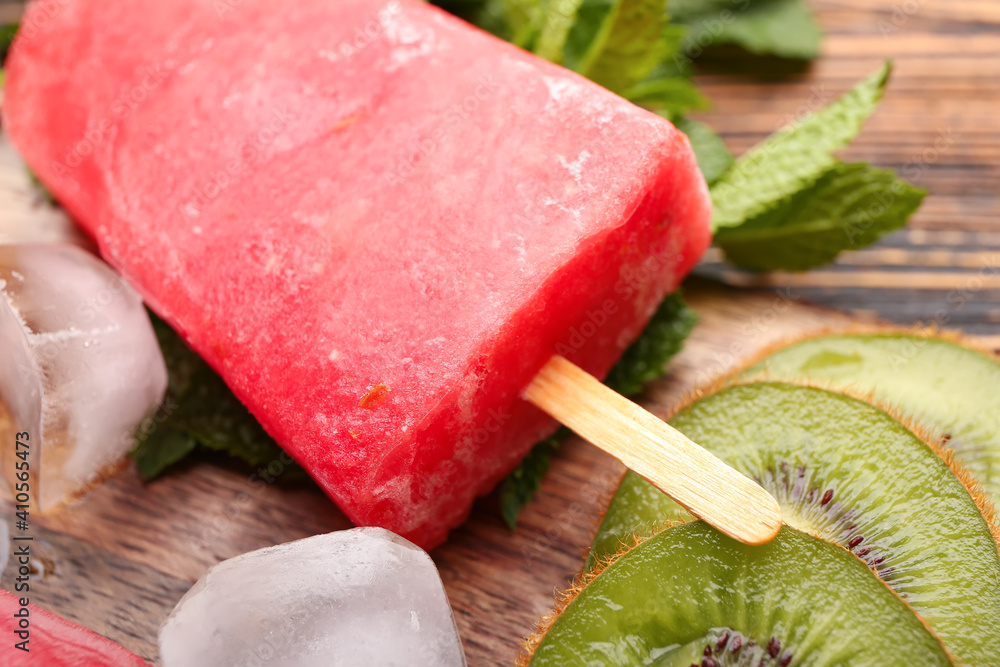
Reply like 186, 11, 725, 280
1, 1, 999, 665
696, 0, 1000, 346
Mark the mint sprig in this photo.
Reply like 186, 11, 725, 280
624, 60, 710, 119
0, 22, 17, 66
604, 291, 699, 396
674, 117, 734, 186
716, 163, 926, 271
711, 62, 924, 271
559, 0, 671, 94
472, 0, 709, 119
133, 315, 305, 482
670, 0, 822, 61
712, 62, 892, 231
499, 434, 562, 529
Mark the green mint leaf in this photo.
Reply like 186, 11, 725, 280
501, 0, 545, 45
0, 23, 18, 66
132, 314, 305, 481
670, 0, 822, 61
133, 428, 197, 482
534, 0, 585, 61
500, 290, 697, 527
499, 435, 562, 529
440, 0, 706, 114
715, 162, 926, 271
562, 0, 670, 94
434, 0, 517, 40
673, 117, 734, 186
624, 65, 710, 118
711, 61, 892, 231
622, 42, 713, 119
605, 291, 699, 396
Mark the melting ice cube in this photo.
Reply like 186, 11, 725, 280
159, 527, 467, 667
0, 244, 167, 511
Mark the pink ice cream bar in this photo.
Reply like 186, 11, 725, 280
5, 0, 711, 547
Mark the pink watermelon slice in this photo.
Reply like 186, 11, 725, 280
4, 0, 711, 547
0, 590, 149, 666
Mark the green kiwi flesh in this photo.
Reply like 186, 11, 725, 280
527, 523, 951, 666
590, 382, 1000, 664
742, 332, 1000, 508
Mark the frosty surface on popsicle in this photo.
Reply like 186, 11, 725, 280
4, 0, 712, 547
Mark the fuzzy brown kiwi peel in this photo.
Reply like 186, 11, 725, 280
521, 522, 953, 666
587, 381, 1000, 664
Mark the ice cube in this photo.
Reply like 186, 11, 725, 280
0, 132, 91, 247
159, 527, 467, 667
0, 244, 168, 511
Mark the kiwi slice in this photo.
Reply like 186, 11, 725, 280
590, 382, 1000, 664
741, 331, 1000, 507
524, 523, 951, 666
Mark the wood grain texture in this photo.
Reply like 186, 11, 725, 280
0, 1, 998, 665
693, 0, 1000, 341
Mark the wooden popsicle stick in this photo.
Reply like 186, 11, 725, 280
524, 355, 782, 546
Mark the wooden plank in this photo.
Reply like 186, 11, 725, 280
706, 247, 1000, 269
714, 269, 1000, 290
818, 0, 1000, 23
33, 462, 353, 584
0, 522, 189, 662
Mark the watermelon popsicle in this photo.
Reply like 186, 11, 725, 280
4, 0, 775, 547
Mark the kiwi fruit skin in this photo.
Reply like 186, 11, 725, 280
590, 382, 1000, 664
526, 523, 952, 666
741, 332, 1000, 507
